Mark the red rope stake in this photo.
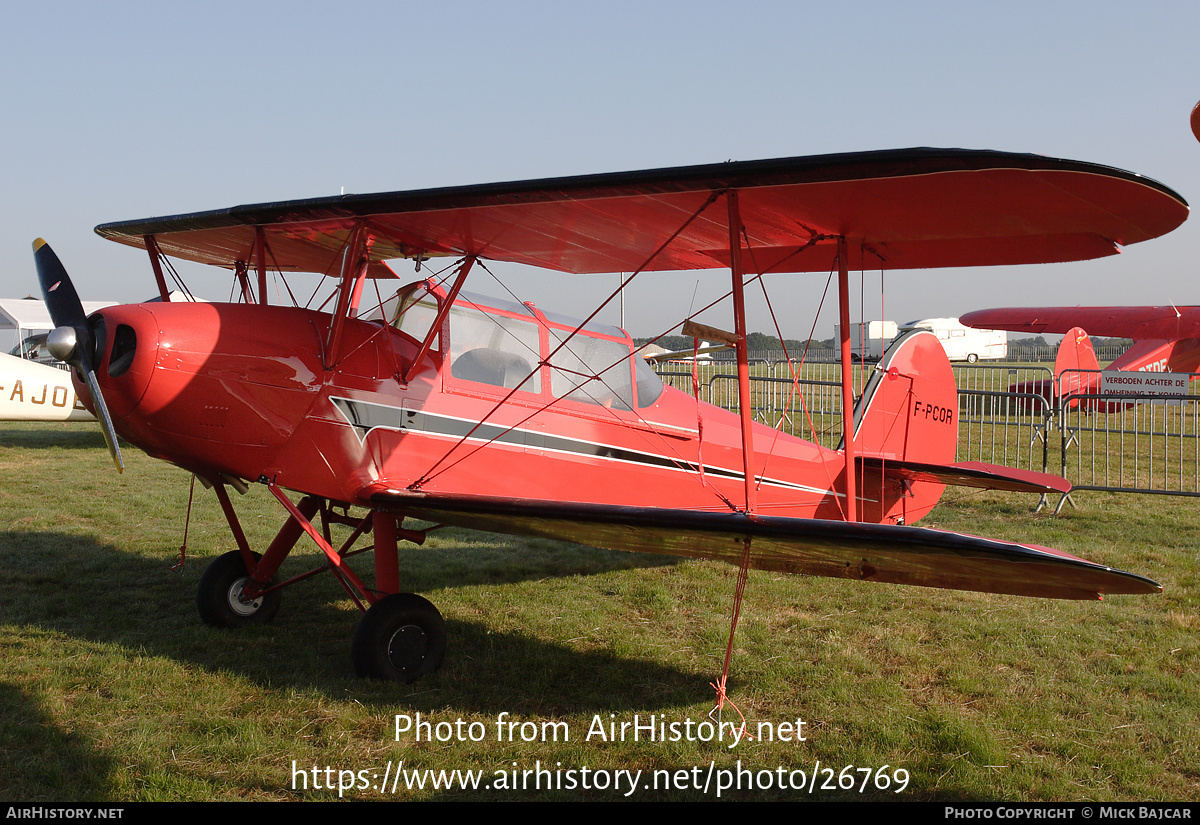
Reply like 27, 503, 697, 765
710, 535, 753, 741
171, 475, 197, 571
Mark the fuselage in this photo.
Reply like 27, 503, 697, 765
1008, 330, 1200, 412
77, 289, 937, 525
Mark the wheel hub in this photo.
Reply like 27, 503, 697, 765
226, 577, 263, 617
387, 624, 429, 674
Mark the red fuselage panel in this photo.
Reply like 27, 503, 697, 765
81, 299, 939, 524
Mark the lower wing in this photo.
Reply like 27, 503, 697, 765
365, 488, 1157, 601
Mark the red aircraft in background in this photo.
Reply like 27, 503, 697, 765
963, 101, 1200, 410
960, 307, 1200, 410
962, 306, 1200, 376
34, 148, 1183, 684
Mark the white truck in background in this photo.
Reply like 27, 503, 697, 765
833, 320, 898, 362
900, 317, 1007, 363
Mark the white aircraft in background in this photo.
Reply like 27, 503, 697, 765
0, 296, 115, 422
0, 351, 93, 421
0, 293, 194, 422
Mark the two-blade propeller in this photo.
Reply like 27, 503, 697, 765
33, 239, 124, 472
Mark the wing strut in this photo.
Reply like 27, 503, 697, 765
254, 227, 269, 306
836, 237, 858, 521
233, 260, 254, 304
326, 224, 373, 370
727, 191, 757, 514
143, 235, 171, 301
403, 256, 475, 384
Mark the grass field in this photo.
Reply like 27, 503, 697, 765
0, 421, 1197, 801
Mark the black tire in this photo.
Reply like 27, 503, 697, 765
351, 593, 447, 683
197, 551, 281, 628
966, 353, 978, 363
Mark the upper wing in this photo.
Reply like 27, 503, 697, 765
962, 306, 1200, 340
367, 488, 1158, 601
95, 148, 1187, 277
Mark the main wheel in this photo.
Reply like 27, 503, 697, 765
197, 551, 281, 628
351, 593, 447, 683
966, 353, 979, 363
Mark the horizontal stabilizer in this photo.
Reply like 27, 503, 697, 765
368, 489, 1154, 600
857, 456, 1071, 495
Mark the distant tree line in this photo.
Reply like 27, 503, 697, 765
1008, 335, 1133, 350
636, 332, 829, 358
638, 333, 1134, 362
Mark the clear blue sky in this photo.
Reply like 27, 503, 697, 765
3, 0, 1199, 339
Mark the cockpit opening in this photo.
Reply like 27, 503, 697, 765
378, 283, 663, 408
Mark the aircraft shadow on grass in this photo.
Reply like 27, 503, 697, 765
0, 682, 113, 800
0, 530, 703, 715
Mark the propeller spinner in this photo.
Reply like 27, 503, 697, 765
33, 239, 125, 472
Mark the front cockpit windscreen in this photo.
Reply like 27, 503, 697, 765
387, 283, 440, 349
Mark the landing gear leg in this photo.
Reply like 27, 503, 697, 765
203, 485, 448, 681
350, 511, 447, 682
197, 482, 312, 629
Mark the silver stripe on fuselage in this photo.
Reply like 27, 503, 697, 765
329, 396, 839, 498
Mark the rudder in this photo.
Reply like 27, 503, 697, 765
1055, 326, 1099, 408
850, 328, 958, 523
852, 328, 958, 464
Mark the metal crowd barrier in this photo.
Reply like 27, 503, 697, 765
653, 358, 1200, 510
652, 360, 874, 450
1055, 368, 1200, 511
950, 364, 1055, 473
654, 361, 1044, 456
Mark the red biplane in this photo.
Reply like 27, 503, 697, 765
35, 148, 1185, 683
962, 306, 1200, 376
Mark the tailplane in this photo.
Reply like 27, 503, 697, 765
851, 329, 1069, 525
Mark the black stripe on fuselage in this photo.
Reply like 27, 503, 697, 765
329, 396, 833, 496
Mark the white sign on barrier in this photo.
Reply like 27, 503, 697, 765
1100, 371, 1190, 397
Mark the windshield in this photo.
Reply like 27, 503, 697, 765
546, 326, 634, 410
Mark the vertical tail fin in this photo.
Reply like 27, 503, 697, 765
852, 328, 958, 464
1055, 326, 1100, 409
850, 328, 958, 523
851, 329, 1070, 525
